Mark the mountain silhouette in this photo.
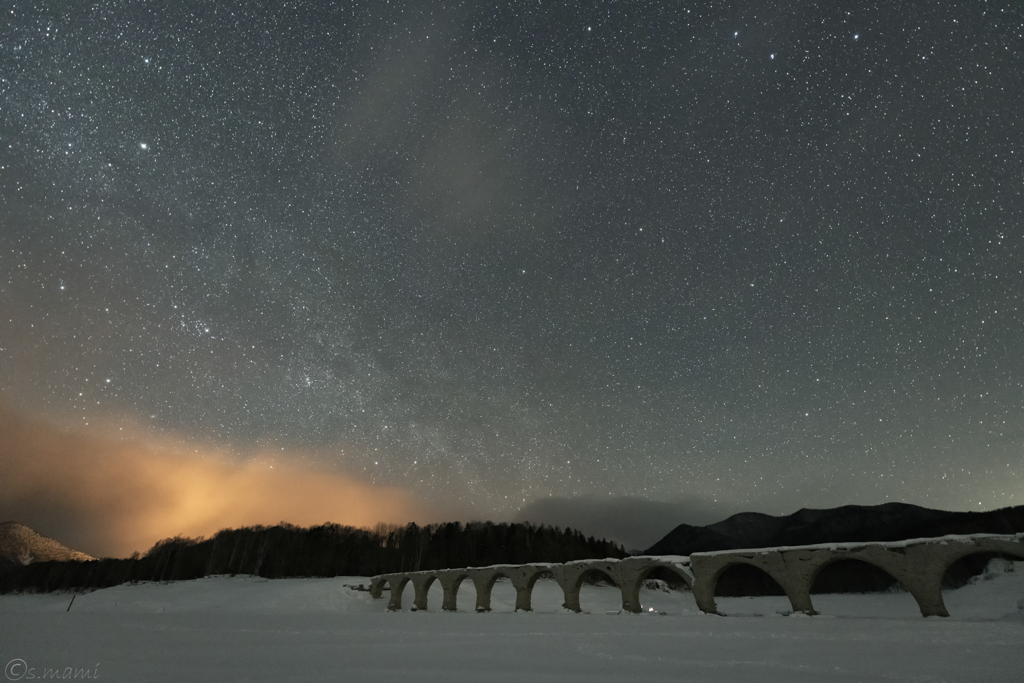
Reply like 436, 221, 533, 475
645, 503, 1024, 555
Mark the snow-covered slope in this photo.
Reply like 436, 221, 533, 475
1, 560, 1021, 682
0, 522, 95, 565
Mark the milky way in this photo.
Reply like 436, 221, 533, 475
2, 1, 1022, 531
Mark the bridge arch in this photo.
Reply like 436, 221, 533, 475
519, 567, 558, 612
937, 547, 1024, 617
809, 557, 906, 594
899, 537, 1024, 617
573, 566, 618, 590
712, 560, 787, 596
525, 568, 556, 591
626, 565, 692, 614
619, 562, 695, 614
635, 563, 692, 589
710, 560, 792, 616
939, 546, 1024, 588
474, 569, 518, 612
807, 557, 922, 617
571, 567, 621, 614
482, 569, 516, 591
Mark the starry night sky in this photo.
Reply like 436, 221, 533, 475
2, 1, 1022, 545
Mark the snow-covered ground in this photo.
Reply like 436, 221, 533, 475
1, 559, 1022, 682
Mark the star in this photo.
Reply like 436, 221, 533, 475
1, 0, 1019, 541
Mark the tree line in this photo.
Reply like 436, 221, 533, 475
0, 521, 626, 593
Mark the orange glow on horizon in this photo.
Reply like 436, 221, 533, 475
0, 404, 435, 557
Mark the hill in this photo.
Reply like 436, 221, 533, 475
0, 522, 95, 566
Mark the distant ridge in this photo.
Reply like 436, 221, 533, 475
0, 522, 95, 566
645, 503, 1024, 556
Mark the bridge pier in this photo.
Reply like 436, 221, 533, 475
387, 576, 408, 611
468, 571, 493, 612
436, 572, 464, 611
612, 560, 644, 613
691, 572, 718, 615
514, 583, 532, 612
409, 575, 433, 611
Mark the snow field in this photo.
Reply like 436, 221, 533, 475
1, 560, 1021, 682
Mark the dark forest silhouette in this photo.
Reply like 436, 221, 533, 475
0, 521, 626, 593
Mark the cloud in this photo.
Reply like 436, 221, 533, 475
330, 10, 558, 248
0, 404, 443, 558
514, 495, 739, 552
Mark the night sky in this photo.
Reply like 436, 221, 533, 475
2, 1, 1022, 551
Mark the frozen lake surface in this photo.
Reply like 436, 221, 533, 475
2, 559, 1022, 682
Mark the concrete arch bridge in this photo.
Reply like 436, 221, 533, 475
370, 533, 1024, 617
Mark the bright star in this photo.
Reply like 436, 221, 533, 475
139, 143, 148, 150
